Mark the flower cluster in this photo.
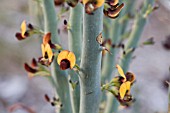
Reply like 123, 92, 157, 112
16, 21, 77, 78
102, 64, 135, 106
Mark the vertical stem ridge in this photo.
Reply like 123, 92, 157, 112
79, 7, 103, 113
68, 3, 83, 113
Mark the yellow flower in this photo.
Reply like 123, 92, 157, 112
57, 50, 76, 70
116, 64, 135, 99
41, 33, 53, 63
15, 20, 30, 40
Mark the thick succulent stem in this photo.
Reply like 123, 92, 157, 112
68, 3, 83, 113
42, 0, 72, 113
79, 7, 103, 113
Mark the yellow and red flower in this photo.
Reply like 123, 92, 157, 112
15, 20, 34, 40
116, 64, 135, 100
57, 50, 76, 70
40, 33, 54, 66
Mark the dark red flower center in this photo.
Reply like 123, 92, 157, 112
60, 59, 70, 70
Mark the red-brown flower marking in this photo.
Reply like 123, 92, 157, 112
57, 50, 76, 70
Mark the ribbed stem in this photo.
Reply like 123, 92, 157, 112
68, 3, 83, 113
42, 1, 72, 113
79, 7, 103, 113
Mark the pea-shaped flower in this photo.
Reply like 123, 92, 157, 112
116, 64, 135, 99
57, 50, 76, 70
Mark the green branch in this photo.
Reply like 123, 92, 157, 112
68, 3, 83, 113
79, 7, 103, 113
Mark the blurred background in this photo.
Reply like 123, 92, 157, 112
0, 0, 170, 113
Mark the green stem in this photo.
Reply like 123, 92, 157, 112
120, 0, 136, 34
120, 15, 146, 72
68, 3, 83, 113
42, 0, 58, 43
101, 20, 121, 83
42, 0, 72, 113
102, 19, 121, 113
79, 7, 103, 113
28, 0, 44, 29
104, 93, 118, 113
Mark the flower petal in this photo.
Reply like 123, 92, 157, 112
116, 64, 126, 81
67, 51, 76, 69
41, 44, 45, 58
43, 32, 51, 45
57, 50, 69, 66
21, 20, 27, 38
125, 72, 136, 83
108, 3, 124, 18
45, 43, 53, 62
82, 0, 89, 5
119, 82, 127, 99
95, 0, 105, 8
125, 81, 131, 92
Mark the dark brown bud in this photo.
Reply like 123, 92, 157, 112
51, 102, 55, 106
64, 20, 67, 25
15, 33, 24, 40
44, 94, 50, 102
31, 58, 37, 67
27, 23, 34, 30
162, 35, 170, 50
24, 63, 37, 73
